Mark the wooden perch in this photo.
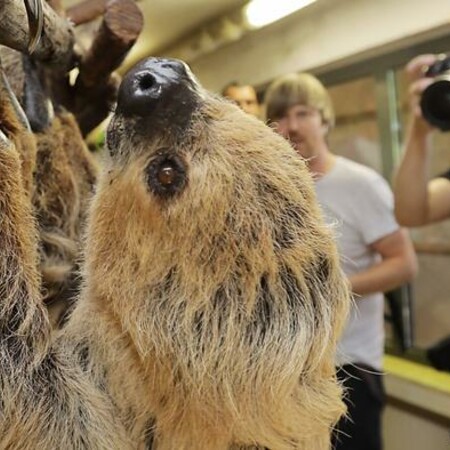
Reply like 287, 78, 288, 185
75, 74, 120, 137
66, 0, 108, 26
71, 0, 144, 136
0, 0, 75, 69
78, 0, 144, 88
46, 0, 65, 16
67, 0, 143, 26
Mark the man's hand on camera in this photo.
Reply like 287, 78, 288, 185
406, 54, 438, 133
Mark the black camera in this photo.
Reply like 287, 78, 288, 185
420, 54, 450, 131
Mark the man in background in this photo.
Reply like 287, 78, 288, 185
265, 72, 418, 450
394, 54, 450, 372
394, 54, 450, 226
222, 81, 260, 118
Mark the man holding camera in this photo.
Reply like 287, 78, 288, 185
394, 54, 450, 226
265, 72, 418, 450
394, 54, 450, 372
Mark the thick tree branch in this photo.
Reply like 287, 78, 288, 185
66, 0, 143, 27
71, 0, 144, 135
66, 0, 108, 26
78, 0, 144, 87
0, 0, 75, 69
46, 0, 65, 16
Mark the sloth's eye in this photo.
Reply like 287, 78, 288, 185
157, 165, 176, 186
146, 153, 187, 198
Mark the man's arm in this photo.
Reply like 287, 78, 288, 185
394, 117, 450, 226
394, 54, 450, 226
349, 229, 418, 297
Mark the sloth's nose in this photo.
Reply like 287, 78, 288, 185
116, 57, 195, 117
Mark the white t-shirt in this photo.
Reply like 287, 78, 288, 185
315, 156, 399, 370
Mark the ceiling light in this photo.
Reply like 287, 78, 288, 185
245, 0, 317, 28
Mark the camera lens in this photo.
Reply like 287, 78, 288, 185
420, 78, 450, 131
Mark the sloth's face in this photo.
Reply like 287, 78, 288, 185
107, 58, 200, 154
88, 59, 348, 378
105, 57, 205, 203
99, 57, 321, 269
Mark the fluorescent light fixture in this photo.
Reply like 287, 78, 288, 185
245, 0, 317, 28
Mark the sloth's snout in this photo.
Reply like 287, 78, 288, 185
116, 57, 198, 118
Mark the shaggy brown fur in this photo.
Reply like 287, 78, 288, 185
0, 58, 349, 449
0, 68, 36, 195
0, 46, 99, 323
33, 112, 98, 319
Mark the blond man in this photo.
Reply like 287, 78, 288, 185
265, 73, 418, 450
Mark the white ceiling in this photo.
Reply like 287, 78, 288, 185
63, 0, 248, 58
135, 0, 247, 53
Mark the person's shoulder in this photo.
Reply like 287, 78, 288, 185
335, 156, 385, 186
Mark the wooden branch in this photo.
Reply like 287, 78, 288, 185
0, 0, 75, 69
67, 0, 107, 26
76, 74, 120, 137
66, 0, 143, 136
67, 0, 142, 26
46, 0, 65, 16
78, 0, 144, 88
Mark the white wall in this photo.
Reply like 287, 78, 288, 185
382, 352, 450, 449
187, 0, 450, 91
384, 403, 450, 450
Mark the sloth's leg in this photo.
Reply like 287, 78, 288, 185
0, 61, 132, 449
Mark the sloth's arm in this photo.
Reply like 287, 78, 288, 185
0, 65, 49, 371
0, 65, 131, 449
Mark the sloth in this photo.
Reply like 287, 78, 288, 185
0, 57, 349, 449
0, 46, 99, 326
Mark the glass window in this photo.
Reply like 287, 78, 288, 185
327, 77, 383, 173
323, 75, 411, 356
264, 58, 450, 364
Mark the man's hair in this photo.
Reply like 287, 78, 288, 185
221, 81, 255, 97
265, 73, 335, 128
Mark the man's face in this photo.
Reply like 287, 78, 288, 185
225, 85, 260, 117
274, 104, 328, 159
